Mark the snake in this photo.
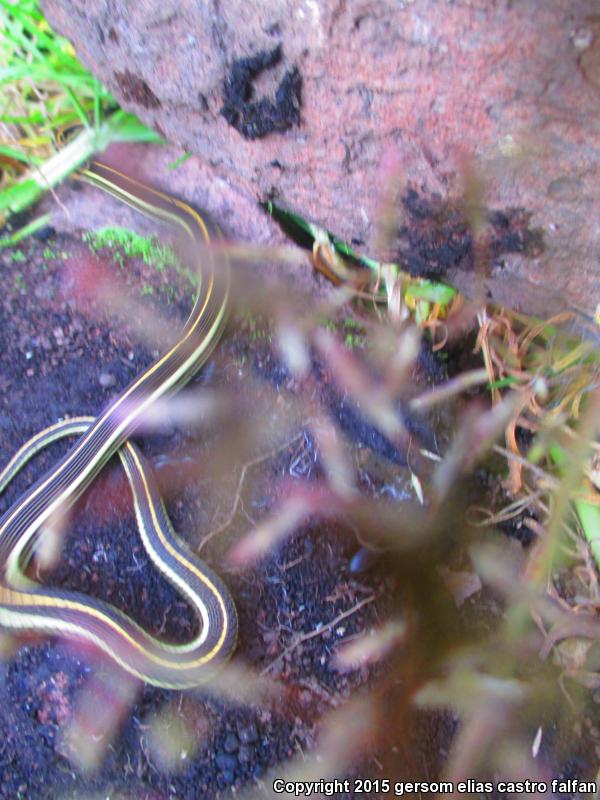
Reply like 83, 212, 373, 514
0, 154, 238, 688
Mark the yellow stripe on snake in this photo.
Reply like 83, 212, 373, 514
0, 158, 237, 688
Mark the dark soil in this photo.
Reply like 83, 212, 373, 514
0, 231, 423, 799
397, 189, 545, 281
1, 225, 597, 800
220, 44, 302, 141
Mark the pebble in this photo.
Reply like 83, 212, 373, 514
303, 538, 315, 556
238, 744, 253, 764
99, 372, 116, 389
215, 751, 238, 772
34, 284, 54, 301
217, 770, 235, 788
223, 732, 239, 753
238, 721, 258, 744
33, 225, 56, 241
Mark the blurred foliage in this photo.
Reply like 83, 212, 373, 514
0, 0, 599, 792
0, 0, 160, 229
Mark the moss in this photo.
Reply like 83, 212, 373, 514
238, 307, 272, 342
319, 314, 365, 349
344, 331, 365, 349
42, 247, 68, 261
85, 226, 177, 271
10, 249, 26, 263
84, 225, 198, 293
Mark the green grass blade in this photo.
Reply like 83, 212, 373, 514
0, 212, 51, 248
0, 144, 42, 165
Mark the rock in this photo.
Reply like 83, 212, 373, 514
215, 751, 238, 772
98, 372, 116, 388
237, 720, 258, 744
217, 770, 235, 788
223, 732, 239, 754
40, 0, 600, 319
237, 743, 253, 764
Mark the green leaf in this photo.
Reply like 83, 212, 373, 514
0, 145, 41, 165
168, 152, 192, 171
0, 213, 51, 248
487, 376, 519, 391
549, 441, 600, 569
405, 281, 457, 305
0, 178, 41, 215
103, 110, 163, 143
575, 499, 600, 566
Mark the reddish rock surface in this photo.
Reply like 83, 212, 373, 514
40, 0, 600, 319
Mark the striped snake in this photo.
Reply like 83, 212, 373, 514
0, 156, 237, 688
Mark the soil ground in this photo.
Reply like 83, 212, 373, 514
1, 211, 598, 799
0, 226, 437, 799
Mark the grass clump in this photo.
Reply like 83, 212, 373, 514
84, 226, 198, 296
84, 226, 180, 273
0, 0, 161, 231
0, 0, 113, 184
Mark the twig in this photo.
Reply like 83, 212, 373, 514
261, 595, 376, 676
408, 368, 489, 411
492, 444, 560, 489
198, 431, 306, 552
